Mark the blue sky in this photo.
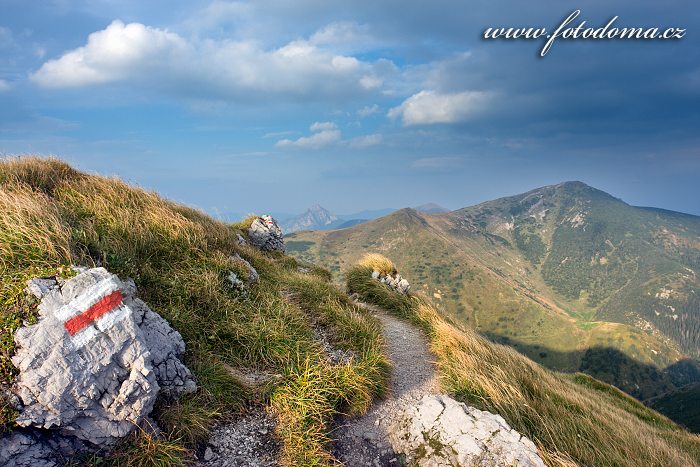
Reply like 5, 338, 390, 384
1, 0, 698, 219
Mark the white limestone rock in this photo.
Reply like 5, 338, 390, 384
11, 268, 195, 447
371, 271, 411, 295
389, 394, 545, 467
248, 215, 285, 252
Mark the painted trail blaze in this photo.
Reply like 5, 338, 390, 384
64, 290, 124, 336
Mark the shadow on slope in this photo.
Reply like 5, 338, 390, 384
484, 331, 700, 432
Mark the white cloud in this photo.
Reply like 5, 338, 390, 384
276, 129, 341, 149
30, 20, 389, 101
310, 121, 337, 132
348, 133, 382, 148
411, 156, 464, 170
275, 121, 381, 149
31, 21, 188, 88
0, 79, 10, 92
388, 90, 491, 126
357, 104, 380, 117
276, 122, 341, 149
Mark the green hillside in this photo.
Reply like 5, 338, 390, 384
287, 182, 700, 413
0, 157, 388, 465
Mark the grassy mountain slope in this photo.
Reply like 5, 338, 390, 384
0, 157, 389, 465
287, 182, 700, 406
347, 255, 700, 466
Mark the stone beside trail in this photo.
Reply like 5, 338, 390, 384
1, 267, 196, 466
333, 302, 440, 466
390, 394, 545, 467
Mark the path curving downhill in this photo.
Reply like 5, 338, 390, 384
333, 303, 439, 466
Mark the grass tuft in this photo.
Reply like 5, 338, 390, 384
107, 420, 190, 466
357, 253, 397, 276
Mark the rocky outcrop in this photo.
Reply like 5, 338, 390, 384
371, 270, 410, 295
231, 253, 259, 284
389, 394, 545, 467
10, 268, 195, 448
248, 216, 285, 252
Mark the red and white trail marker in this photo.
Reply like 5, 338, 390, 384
53, 279, 131, 348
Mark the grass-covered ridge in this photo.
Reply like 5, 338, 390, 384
0, 157, 389, 465
347, 254, 700, 466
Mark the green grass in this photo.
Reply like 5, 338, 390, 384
0, 156, 388, 465
346, 256, 700, 467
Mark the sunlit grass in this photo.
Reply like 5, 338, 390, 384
0, 156, 388, 465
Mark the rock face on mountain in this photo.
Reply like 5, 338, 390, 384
248, 215, 285, 252
9, 268, 195, 448
281, 204, 338, 234
389, 394, 545, 467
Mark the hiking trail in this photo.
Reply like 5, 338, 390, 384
333, 302, 440, 466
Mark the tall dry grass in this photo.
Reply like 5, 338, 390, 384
0, 156, 389, 465
357, 253, 397, 276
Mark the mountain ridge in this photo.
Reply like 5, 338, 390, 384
286, 181, 700, 425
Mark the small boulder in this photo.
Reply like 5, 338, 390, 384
231, 253, 259, 284
371, 271, 410, 295
12, 268, 195, 447
248, 215, 285, 252
389, 394, 544, 467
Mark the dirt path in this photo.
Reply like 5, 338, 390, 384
332, 303, 439, 466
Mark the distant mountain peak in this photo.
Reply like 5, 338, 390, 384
413, 202, 449, 213
281, 204, 338, 234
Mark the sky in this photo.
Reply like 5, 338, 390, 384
0, 0, 698, 219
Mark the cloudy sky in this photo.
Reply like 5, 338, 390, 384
1, 0, 698, 218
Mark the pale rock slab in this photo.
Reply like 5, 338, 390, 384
389, 394, 545, 467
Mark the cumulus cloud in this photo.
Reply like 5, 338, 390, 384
31, 21, 188, 88
388, 90, 491, 126
30, 20, 389, 101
